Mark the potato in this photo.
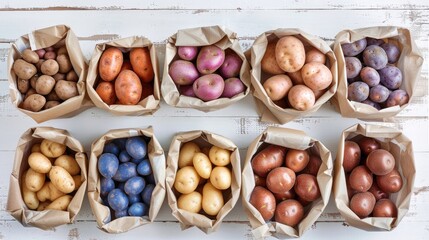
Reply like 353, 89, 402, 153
35, 60, 45, 72
37, 201, 51, 211
48, 182, 65, 201
252, 145, 286, 177
22, 49, 40, 64
196, 45, 225, 75
44, 101, 61, 109
386, 89, 409, 107
55, 80, 78, 100
261, 40, 284, 75
363, 45, 388, 70
202, 182, 224, 216
210, 166, 231, 190
249, 186, 276, 221
66, 70, 79, 82
379, 66, 402, 90
193, 152, 212, 179
174, 166, 200, 194
263, 74, 293, 101
275, 36, 305, 72
46, 195, 72, 211
25, 168, 45, 192
13, 59, 37, 80
56, 46, 68, 56
287, 70, 304, 85
46, 90, 61, 101
54, 155, 80, 175
381, 43, 400, 64
169, 60, 199, 85
209, 146, 231, 167
28, 152, 52, 174
31, 143, 41, 153
177, 191, 202, 213
52, 72, 66, 81
40, 139, 66, 158
44, 51, 56, 60
193, 74, 225, 102
35, 75, 56, 95
345, 57, 362, 79
341, 38, 367, 57
96, 81, 116, 105
41, 59, 59, 76
49, 166, 75, 194
302, 62, 333, 91
36, 182, 50, 202
178, 142, 201, 169
56, 54, 72, 73
305, 47, 326, 64
130, 47, 154, 82
115, 70, 142, 105
99, 47, 123, 81
348, 81, 369, 102
22, 181, 39, 210
17, 78, 30, 94
360, 67, 380, 87
288, 85, 315, 111
22, 94, 46, 112
369, 85, 390, 103
72, 175, 83, 191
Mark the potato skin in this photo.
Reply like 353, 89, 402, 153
301, 62, 333, 91
288, 85, 315, 111
275, 36, 305, 72
13, 59, 37, 80
174, 166, 200, 194
55, 80, 78, 100
193, 152, 212, 179
130, 47, 154, 83
208, 145, 231, 167
99, 47, 123, 81
96, 81, 116, 105
261, 41, 284, 75
22, 94, 46, 112
36, 182, 51, 202
115, 70, 142, 105
49, 166, 75, 194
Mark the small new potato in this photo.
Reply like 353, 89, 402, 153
66, 70, 79, 82
288, 85, 315, 111
28, 152, 52, 174
210, 166, 232, 190
221, 77, 246, 98
249, 186, 276, 221
54, 155, 80, 175
251, 145, 286, 177
55, 80, 78, 100
96, 81, 116, 105
22, 182, 39, 210
174, 166, 200, 194
46, 195, 72, 211
305, 48, 326, 64
36, 182, 50, 202
35, 75, 56, 95
17, 78, 30, 94
275, 36, 306, 72
99, 47, 124, 81
178, 46, 198, 61
219, 51, 243, 78
130, 47, 154, 82
178, 142, 201, 168
41, 59, 59, 76
13, 59, 37, 80
49, 166, 75, 194
193, 74, 225, 101
261, 40, 284, 75
40, 139, 66, 158
22, 49, 40, 64
202, 182, 224, 216
301, 62, 333, 91
209, 145, 231, 167
115, 70, 142, 105
177, 191, 202, 213
263, 74, 293, 101
369, 85, 390, 103
25, 168, 45, 192
381, 43, 401, 64
193, 152, 212, 179
22, 94, 46, 112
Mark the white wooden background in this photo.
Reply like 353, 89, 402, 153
0, 1, 428, 239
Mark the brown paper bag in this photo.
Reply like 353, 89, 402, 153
8, 25, 89, 123
6, 127, 88, 230
249, 29, 338, 124
331, 26, 424, 119
242, 126, 333, 238
161, 25, 251, 112
333, 123, 415, 231
86, 36, 161, 115
165, 130, 241, 234
87, 127, 165, 233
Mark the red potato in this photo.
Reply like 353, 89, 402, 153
288, 85, 315, 111
301, 62, 333, 91
178, 46, 198, 61
179, 84, 196, 97
130, 47, 154, 83
305, 48, 326, 64
285, 149, 310, 172
115, 70, 142, 105
99, 47, 123, 81
221, 77, 246, 98
251, 145, 287, 177
275, 199, 304, 227
250, 186, 276, 221
263, 75, 293, 101
261, 40, 284, 75
96, 81, 116, 105
266, 167, 296, 194
193, 74, 224, 101
35, 49, 46, 58
196, 45, 225, 74
169, 60, 199, 85
219, 51, 243, 78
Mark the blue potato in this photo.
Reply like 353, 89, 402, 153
126, 137, 147, 160
128, 202, 148, 217
141, 183, 155, 205
379, 66, 402, 90
131, 157, 144, 165
137, 159, 152, 176
146, 173, 156, 184
108, 189, 129, 211
113, 138, 127, 150
128, 194, 142, 204
98, 153, 119, 178
113, 162, 137, 182
100, 177, 115, 197
114, 209, 128, 218
119, 150, 132, 163
124, 176, 146, 195
103, 142, 120, 156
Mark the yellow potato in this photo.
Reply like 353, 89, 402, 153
40, 139, 66, 158
302, 62, 333, 91
177, 191, 202, 213
22, 182, 39, 210
174, 166, 200, 194
31, 143, 41, 153
28, 152, 52, 174
54, 155, 80, 175
202, 182, 224, 216
210, 166, 232, 190
37, 201, 51, 211
209, 146, 231, 167
72, 175, 83, 191
48, 182, 65, 201
305, 48, 326, 64
261, 40, 284, 75
178, 142, 201, 169
36, 182, 50, 202
46, 195, 72, 211
25, 168, 45, 192
275, 36, 306, 73
193, 153, 212, 179
288, 85, 316, 111
49, 166, 75, 194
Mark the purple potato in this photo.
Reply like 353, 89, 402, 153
218, 51, 243, 78
360, 67, 380, 87
348, 81, 370, 102
369, 85, 390, 103
98, 153, 119, 179
108, 189, 129, 211
386, 89, 409, 107
381, 43, 400, 63
177, 46, 198, 61
113, 162, 137, 182
196, 45, 225, 74
169, 60, 199, 85
193, 74, 225, 101
361, 99, 381, 110
366, 37, 385, 46
128, 202, 148, 217
345, 57, 362, 79
341, 38, 367, 57
221, 77, 246, 98
379, 66, 402, 90
179, 84, 196, 97
126, 137, 147, 160
137, 159, 152, 176
363, 45, 388, 70
124, 176, 146, 195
